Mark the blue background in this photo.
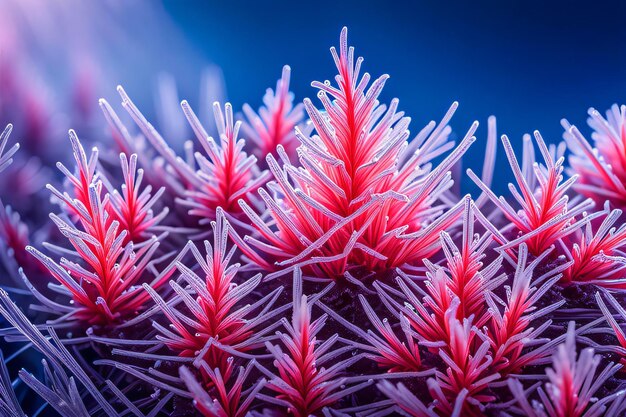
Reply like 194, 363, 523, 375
128, 0, 626, 195
161, 0, 626, 194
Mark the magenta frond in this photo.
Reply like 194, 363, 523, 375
259, 268, 368, 416
380, 305, 498, 417
180, 360, 264, 417
433, 314, 499, 417
562, 205, 626, 289
390, 267, 455, 348
234, 27, 476, 280
318, 291, 423, 373
26, 131, 169, 326
486, 243, 567, 375
146, 209, 284, 372
376, 200, 501, 350
359, 294, 422, 372
114, 87, 268, 232
105, 153, 168, 245
469, 130, 593, 257
179, 101, 269, 223
563, 104, 626, 208
435, 197, 504, 324
508, 322, 624, 417
242, 65, 305, 163
99, 96, 185, 210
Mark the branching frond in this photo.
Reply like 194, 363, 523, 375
146, 209, 285, 373
180, 360, 265, 417
432, 197, 504, 324
259, 268, 369, 416
469, 130, 593, 256
105, 153, 168, 245
508, 322, 624, 417
178, 101, 269, 223
234, 27, 476, 280
562, 205, 626, 289
242, 65, 305, 163
486, 244, 567, 375
563, 104, 626, 207
26, 131, 169, 326
432, 314, 499, 416
114, 88, 268, 231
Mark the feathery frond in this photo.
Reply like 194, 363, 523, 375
180, 361, 265, 417
486, 244, 566, 375
562, 205, 626, 289
146, 209, 284, 371
26, 131, 168, 326
433, 197, 504, 324
469, 131, 593, 256
431, 313, 499, 417
259, 268, 369, 416
563, 104, 626, 207
178, 101, 269, 222
105, 153, 168, 245
242, 65, 305, 163
114, 88, 268, 231
508, 322, 624, 417
234, 27, 476, 280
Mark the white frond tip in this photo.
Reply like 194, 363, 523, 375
0, 124, 19, 174
507, 321, 624, 417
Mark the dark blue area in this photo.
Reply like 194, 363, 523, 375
163, 0, 626, 194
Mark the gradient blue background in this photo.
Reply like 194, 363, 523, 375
164, 0, 626, 194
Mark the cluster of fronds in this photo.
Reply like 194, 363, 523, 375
1, 27, 626, 417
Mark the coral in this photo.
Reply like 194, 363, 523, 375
242, 65, 305, 164
233, 27, 476, 280
563, 104, 626, 208
1, 26, 626, 417
146, 210, 284, 370
111, 88, 268, 235
180, 361, 264, 417
469, 130, 593, 257
485, 244, 567, 376
104, 153, 168, 245
178, 102, 269, 222
507, 322, 625, 417
561, 205, 626, 289
25, 131, 169, 327
258, 269, 369, 416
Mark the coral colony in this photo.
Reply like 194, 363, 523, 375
3, 27, 626, 417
